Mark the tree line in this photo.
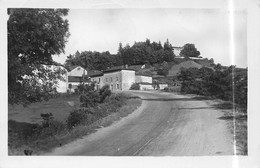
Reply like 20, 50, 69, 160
65, 39, 191, 71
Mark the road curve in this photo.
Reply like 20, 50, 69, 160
47, 91, 234, 156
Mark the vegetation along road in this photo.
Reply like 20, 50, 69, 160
47, 90, 234, 156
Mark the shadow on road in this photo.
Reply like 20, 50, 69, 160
218, 115, 247, 121
177, 107, 214, 110
141, 97, 210, 102
212, 102, 234, 110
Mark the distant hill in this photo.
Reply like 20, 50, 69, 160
132, 57, 214, 78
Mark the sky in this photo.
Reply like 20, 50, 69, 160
52, 8, 247, 68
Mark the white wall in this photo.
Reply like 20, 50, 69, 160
135, 75, 152, 83
121, 70, 135, 90
140, 84, 154, 90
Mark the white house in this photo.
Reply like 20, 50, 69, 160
103, 68, 136, 91
91, 68, 136, 91
67, 66, 89, 92
68, 66, 87, 77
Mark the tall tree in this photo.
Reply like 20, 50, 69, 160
8, 8, 70, 105
180, 43, 200, 58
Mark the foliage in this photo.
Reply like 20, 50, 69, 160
157, 61, 169, 76
78, 84, 111, 107
68, 84, 72, 92
180, 43, 200, 58
130, 83, 140, 90
65, 51, 120, 71
40, 113, 54, 127
66, 109, 90, 129
177, 65, 248, 109
99, 85, 112, 103
80, 90, 100, 107
121, 39, 175, 66
8, 8, 70, 105
77, 82, 95, 93
64, 39, 176, 71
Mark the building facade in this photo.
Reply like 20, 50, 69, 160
67, 66, 89, 92
91, 68, 136, 91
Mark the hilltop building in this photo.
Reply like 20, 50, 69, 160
172, 46, 184, 57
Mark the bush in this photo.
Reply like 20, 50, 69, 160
77, 82, 95, 93
106, 93, 127, 108
66, 109, 88, 129
80, 90, 100, 107
99, 85, 112, 103
130, 83, 140, 90
36, 121, 65, 139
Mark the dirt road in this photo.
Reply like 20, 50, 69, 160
47, 91, 234, 156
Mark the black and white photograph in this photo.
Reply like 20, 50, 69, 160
1, 0, 260, 167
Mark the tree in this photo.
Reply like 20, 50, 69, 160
8, 8, 70, 105
180, 43, 200, 58
163, 39, 173, 51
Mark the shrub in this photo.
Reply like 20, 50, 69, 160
99, 85, 112, 103
77, 82, 95, 93
40, 113, 54, 127
130, 83, 140, 90
66, 109, 88, 129
107, 93, 127, 107
80, 90, 100, 107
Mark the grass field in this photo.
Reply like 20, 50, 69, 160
8, 95, 81, 123
8, 93, 142, 155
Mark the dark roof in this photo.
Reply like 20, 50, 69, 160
68, 76, 90, 83
137, 82, 153, 85
86, 70, 103, 77
89, 73, 103, 77
135, 74, 152, 77
103, 67, 135, 73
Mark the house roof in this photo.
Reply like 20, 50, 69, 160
103, 67, 135, 73
135, 74, 152, 77
138, 82, 153, 85
86, 70, 103, 77
89, 72, 103, 77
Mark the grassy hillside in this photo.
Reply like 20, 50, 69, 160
9, 95, 81, 124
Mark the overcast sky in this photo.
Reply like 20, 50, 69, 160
53, 8, 247, 68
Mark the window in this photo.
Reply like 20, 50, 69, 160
117, 84, 120, 89
98, 78, 100, 83
110, 77, 113, 82
116, 77, 119, 81
106, 78, 108, 82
